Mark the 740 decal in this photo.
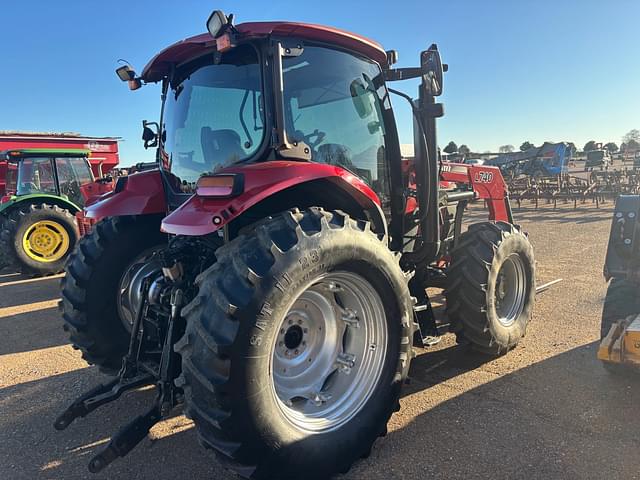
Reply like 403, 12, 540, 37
474, 171, 494, 183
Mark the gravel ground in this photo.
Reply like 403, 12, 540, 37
1, 202, 639, 480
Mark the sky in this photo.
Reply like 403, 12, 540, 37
1, 0, 638, 165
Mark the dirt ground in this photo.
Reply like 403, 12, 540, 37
1, 202, 639, 480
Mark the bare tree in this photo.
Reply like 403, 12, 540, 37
622, 129, 640, 145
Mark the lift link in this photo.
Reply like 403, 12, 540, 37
159, 288, 184, 416
54, 277, 155, 430
87, 286, 185, 472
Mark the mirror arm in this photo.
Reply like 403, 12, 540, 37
384, 67, 422, 82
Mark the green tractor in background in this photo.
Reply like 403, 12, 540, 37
0, 148, 110, 276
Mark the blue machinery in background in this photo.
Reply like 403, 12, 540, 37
487, 142, 572, 177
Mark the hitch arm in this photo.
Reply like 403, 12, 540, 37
88, 405, 161, 473
53, 373, 154, 430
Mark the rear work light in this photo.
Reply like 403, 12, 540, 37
196, 174, 244, 198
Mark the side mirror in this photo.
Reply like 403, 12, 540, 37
141, 121, 159, 149
350, 79, 374, 119
116, 65, 142, 91
421, 45, 444, 97
207, 10, 229, 38
116, 65, 135, 82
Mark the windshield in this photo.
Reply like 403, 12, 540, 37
16, 157, 56, 196
162, 44, 264, 188
282, 46, 391, 204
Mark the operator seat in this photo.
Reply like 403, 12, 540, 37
201, 127, 244, 170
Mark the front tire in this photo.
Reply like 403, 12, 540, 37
177, 208, 414, 479
446, 221, 536, 355
0, 203, 77, 275
60, 215, 165, 373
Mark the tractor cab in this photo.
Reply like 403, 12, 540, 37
2, 148, 94, 207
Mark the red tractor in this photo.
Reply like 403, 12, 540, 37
57, 12, 536, 479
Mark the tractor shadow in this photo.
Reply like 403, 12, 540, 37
351, 342, 640, 480
509, 205, 613, 225
2, 341, 640, 480
0, 273, 63, 309
467, 202, 613, 225
0, 273, 67, 355
0, 366, 232, 480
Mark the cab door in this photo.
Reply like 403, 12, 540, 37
55, 157, 94, 207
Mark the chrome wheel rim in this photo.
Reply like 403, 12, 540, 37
495, 253, 527, 327
270, 271, 388, 433
117, 248, 163, 332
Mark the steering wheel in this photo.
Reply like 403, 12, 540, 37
302, 129, 326, 149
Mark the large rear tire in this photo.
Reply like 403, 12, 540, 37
0, 203, 77, 276
446, 221, 536, 355
600, 278, 640, 375
176, 208, 414, 479
60, 215, 165, 374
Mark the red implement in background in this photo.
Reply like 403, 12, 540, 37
0, 132, 120, 195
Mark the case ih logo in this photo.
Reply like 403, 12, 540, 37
474, 171, 494, 183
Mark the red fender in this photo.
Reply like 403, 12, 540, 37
83, 169, 166, 222
161, 161, 381, 236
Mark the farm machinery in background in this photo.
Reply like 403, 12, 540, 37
598, 195, 640, 372
56, 11, 536, 479
493, 142, 640, 210
0, 149, 115, 275
0, 132, 119, 196
487, 142, 572, 179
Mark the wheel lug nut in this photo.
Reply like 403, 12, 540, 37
294, 349, 299, 354
297, 319, 302, 324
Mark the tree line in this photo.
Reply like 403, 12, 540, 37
442, 129, 640, 155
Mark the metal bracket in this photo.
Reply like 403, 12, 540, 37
279, 39, 304, 57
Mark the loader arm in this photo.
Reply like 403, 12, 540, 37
440, 162, 512, 222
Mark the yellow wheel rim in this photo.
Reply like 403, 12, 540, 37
21, 220, 70, 263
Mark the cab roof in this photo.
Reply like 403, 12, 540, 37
141, 21, 388, 82
1, 148, 90, 161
